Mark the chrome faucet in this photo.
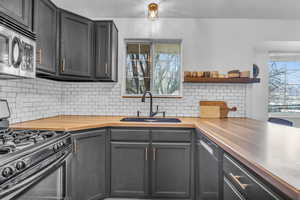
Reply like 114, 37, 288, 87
141, 91, 166, 117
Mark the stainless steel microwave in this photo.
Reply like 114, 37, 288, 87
0, 24, 36, 79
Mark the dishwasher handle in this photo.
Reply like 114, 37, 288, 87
199, 139, 219, 161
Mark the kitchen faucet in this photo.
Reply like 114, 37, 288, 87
141, 91, 165, 117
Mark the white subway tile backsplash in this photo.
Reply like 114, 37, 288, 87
0, 78, 247, 123
61, 82, 247, 118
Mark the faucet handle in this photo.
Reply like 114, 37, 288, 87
137, 111, 141, 117
162, 112, 166, 118
156, 105, 159, 112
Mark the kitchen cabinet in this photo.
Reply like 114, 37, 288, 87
95, 21, 118, 82
151, 143, 191, 198
110, 128, 193, 199
34, 0, 57, 75
223, 154, 283, 200
0, 0, 32, 30
71, 129, 106, 200
111, 142, 149, 197
60, 10, 93, 78
197, 135, 220, 200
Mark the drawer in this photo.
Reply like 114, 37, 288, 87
110, 128, 150, 141
224, 177, 245, 200
151, 129, 191, 142
223, 154, 281, 200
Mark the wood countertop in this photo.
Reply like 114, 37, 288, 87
10, 115, 300, 200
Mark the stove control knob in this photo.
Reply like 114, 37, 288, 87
53, 144, 59, 152
58, 142, 64, 148
16, 161, 26, 171
2, 167, 13, 178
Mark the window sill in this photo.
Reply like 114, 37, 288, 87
122, 95, 183, 99
269, 112, 300, 118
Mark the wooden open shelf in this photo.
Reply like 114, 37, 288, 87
184, 77, 260, 84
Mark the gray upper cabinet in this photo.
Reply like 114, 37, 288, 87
60, 10, 93, 78
111, 142, 149, 197
0, 0, 32, 30
151, 143, 191, 198
71, 129, 107, 200
95, 21, 118, 82
34, 0, 57, 74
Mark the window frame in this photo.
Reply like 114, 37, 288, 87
268, 53, 300, 115
122, 39, 183, 98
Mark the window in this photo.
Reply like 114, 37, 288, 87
125, 39, 181, 96
269, 53, 300, 113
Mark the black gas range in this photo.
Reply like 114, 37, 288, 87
0, 99, 72, 200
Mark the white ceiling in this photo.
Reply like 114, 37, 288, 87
52, 0, 300, 19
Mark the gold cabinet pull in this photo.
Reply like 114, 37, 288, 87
145, 147, 148, 161
73, 140, 77, 153
40, 48, 42, 64
61, 58, 66, 72
229, 173, 249, 190
153, 147, 156, 161
105, 63, 108, 76
36, 48, 42, 64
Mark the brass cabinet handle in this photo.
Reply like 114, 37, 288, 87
105, 63, 108, 75
40, 49, 42, 64
153, 147, 156, 161
36, 48, 42, 65
73, 140, 77, 153
145, 147, 148, 161
61, 58, 66, 72
229, 173, 249, 190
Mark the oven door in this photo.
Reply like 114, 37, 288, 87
0, 150, 72, 200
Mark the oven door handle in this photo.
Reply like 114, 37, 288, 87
0, 149, 71, 199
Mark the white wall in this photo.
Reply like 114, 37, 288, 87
3, 18, 300, 122
110, 18, 300, 120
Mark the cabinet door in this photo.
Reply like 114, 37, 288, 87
71, 129, 106, 200
224, 177, 245, 200
151, 143, 191, 198
95, 22, 109, 79
111, 142, 149, 197
35, 0, 57, 74
197, 139, 219, 200
0, 0, 32, 30
60, 11, 93, 77
95, 21, 118, 81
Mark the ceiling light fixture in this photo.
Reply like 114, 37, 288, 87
148, 3, 158, 20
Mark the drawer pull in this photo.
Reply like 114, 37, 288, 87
153, 147, 156, 161
145, 147, 148, 161
229, 173, 249, 190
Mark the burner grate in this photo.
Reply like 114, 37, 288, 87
0, 129, 58, 155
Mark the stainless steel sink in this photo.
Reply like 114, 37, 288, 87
120, 117, 181, 123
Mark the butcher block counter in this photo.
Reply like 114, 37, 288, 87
11, 115, 300, 200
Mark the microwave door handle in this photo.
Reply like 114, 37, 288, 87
0, 151, 71, 200
8, 37, 12, 66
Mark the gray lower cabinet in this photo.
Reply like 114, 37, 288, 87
59, 10, 93, 78
111, 142, 149, 197
197, 136, 220, 200
95, 21, 118, 82
34, 0, 57, 75
0, 0, 32, 30
223, 154, 282, 200
151, 143, 191, 198
71, 129, 106, 200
